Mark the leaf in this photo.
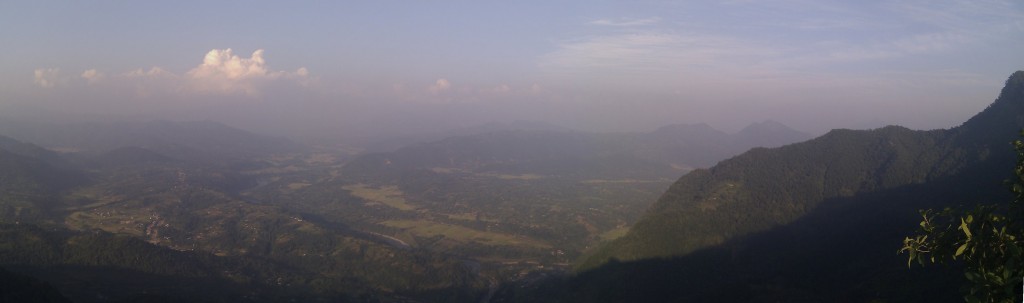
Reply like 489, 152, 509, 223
960, 218, 973, 238
956, 243, 969, 257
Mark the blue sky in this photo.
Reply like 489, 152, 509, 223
2, 1, 1022, 135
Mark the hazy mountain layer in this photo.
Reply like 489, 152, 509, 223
0, 120, 304, 165
518, 71, 1024, 302
344, 121, 810, 181
587, 71, 1024, 265
0, 129, 483, 302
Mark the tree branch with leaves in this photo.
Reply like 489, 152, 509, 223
901, 135, 1024, 302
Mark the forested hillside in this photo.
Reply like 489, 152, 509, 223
0, 130, 484, 302
588, 71, 1024, 265
515, 71, 1024, 302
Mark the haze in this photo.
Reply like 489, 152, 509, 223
2, 1, 1023, 138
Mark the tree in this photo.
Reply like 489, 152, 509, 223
901, 134, 1024, 302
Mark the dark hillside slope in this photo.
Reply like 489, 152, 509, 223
586, 71, 1024, 265
0, 135, 65, 165
0, 267, 70, 303
524, 71, 1024, 302
585, 126, 958, 263
0, 148, 79, 195
0, 137, 88, 223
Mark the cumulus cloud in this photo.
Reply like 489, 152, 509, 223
33, 68, 60, 88
428, 78, 451, 94
80, 69, 104, 84
32, 48, 312, 101
185, 48, 308, 95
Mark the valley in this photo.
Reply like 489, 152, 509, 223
0, 75, 1022, 301
0, 119, 808, 302
3, 2, 1022, 302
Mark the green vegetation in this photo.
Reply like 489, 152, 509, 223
902, 133, 1024, 302
582, 125, 962, 268
343, 183, 417, 211
500, 71, 1024, 302
585, 72, 1024, 268
0, 128, 488, 302
596, 225, 630, 242
381, 219, 549, 248
4, 72, 1015, 302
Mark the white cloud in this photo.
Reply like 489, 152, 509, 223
428, 78, 451, 94
33, 48, 312, 99
33, 68, 60, 88
542, 0, 1023, 88
80, 69, 104, 84
184, 48, 308, 96
188, 49, 269, 80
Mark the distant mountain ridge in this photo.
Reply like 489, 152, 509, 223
0, 135, 63, 164
0, 136, 86, 195
345, 120, 576, 152
343, 121, 811, 180
524, 71, 1024, 302
736, 120, 813, 148
588, 71, 1024, 264
0, 120, 304, 164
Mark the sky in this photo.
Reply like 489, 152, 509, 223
2, 1, 1023, 137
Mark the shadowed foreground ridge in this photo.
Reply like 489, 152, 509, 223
520, 71, 1024, 302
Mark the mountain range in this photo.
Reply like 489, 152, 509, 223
0, 120, 304, 165
0, 71, 1020, 302
510, 71, 1024, 302
343, 120, 810, 181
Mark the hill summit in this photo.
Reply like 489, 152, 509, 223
534, 71, 1024, 303
588, 71, 1024, 264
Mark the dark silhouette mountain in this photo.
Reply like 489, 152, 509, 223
0, 267, 70, 303
0, 224, 307, 302
0, 145, 84, 196
587, 72, 1024, 265
0, 139, 88, 223
522, 71, 1024, 302
0, 135, 64, 164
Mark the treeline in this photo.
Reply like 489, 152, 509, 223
509, 71, 1024, 301
582, 126, 973, 267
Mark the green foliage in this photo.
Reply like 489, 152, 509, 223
902, 135, 1024, 302
586, 71, 1024, 270
582, 126, 965, 268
